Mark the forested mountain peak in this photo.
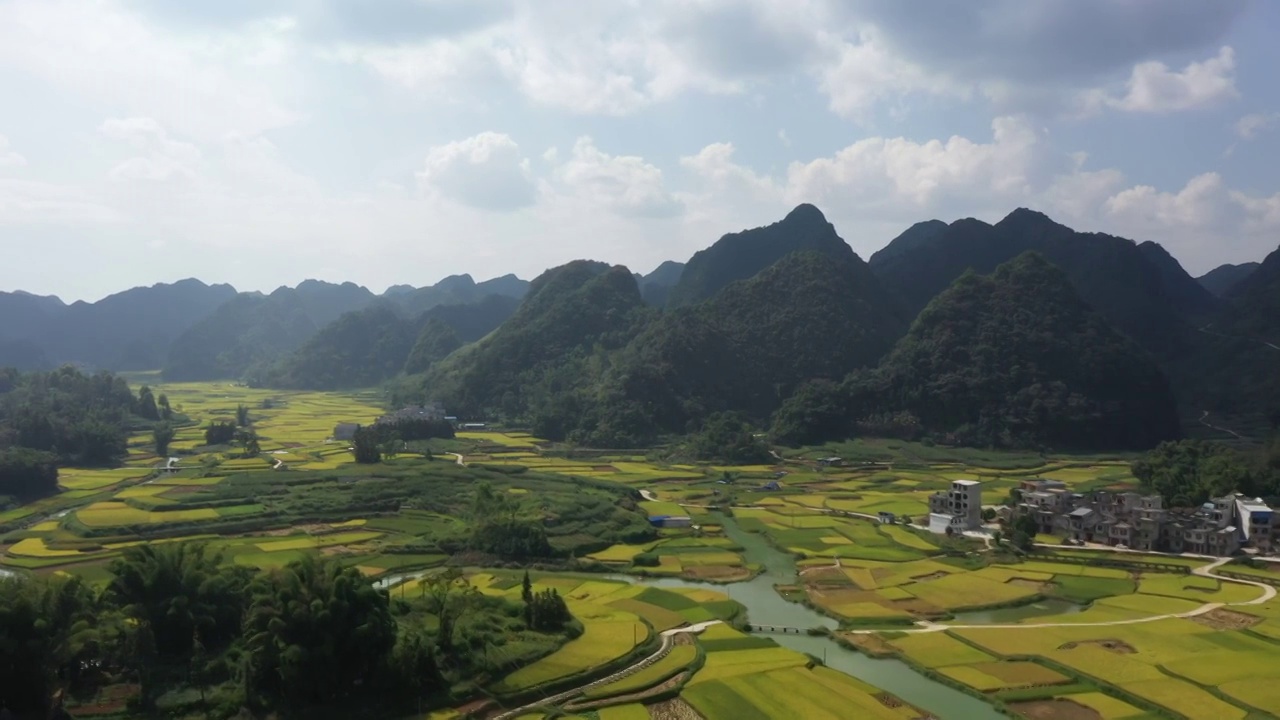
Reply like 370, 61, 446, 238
868, 208, 1211, 362
868, 219, 948, 265
803, 250, 1182, 451
403, 260, 646, 420
666, 203, 854, 307
577, 247, 907, 445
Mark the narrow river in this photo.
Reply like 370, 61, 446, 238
381, 514, 1011, 718
628, 513, 1006, 720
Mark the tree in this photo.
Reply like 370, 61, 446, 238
528, 588, 571, 631
157, 393, 172, 421
0, 575, 102, 718
152, 423, 175, 457
1131, 440, 1260, 506
351, 425, 382, 464
390, 630, 443, 710
0, 447, 58, 501
241, 557, 395, 713
420, 568, 475, 653
204, 421, 237, 446
981, 507, 997, 522
106, 544, 249, 706
521, 570, 534, 627
684, 412, 771, 465
235, 404, 250, 427
136, 385, 160, 421
236, 429, 261, 457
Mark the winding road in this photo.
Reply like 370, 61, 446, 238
846, 557, 1276, 635
491, 621, 723, 720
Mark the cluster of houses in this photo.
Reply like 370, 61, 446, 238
333, 404, 486, 441
1008, 478, 1275, 556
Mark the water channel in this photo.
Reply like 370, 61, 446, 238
628, 514, 1007, 720
381, 513, 1041, 718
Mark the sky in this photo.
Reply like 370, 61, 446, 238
1, 0, 1278, 302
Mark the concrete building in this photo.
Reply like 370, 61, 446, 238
1235, 495, 1274, 552
1013, 487, 1268, 556
928, 480, 983, 534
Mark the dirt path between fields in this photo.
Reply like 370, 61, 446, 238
846, 558, 1275, 635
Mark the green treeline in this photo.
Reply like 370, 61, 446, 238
0, 547, 578, 720
0, 367, 167, 505
1132, 438, 1280, 506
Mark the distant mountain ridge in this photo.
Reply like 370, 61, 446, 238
869, 208, 1214, 362
776, 252, 1181, 450
0, 279, 237, 371
1198, 262, 1260, 297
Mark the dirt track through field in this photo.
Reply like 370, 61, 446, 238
846, 557, 1275, 635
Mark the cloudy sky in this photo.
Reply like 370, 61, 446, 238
2, 0, 1278, 301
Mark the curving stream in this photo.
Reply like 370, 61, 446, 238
381, 513, 1014, 718
625, 513, 1006, 720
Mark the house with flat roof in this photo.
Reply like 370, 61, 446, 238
1013, 487, 1267, 556
927, 480, 982, 534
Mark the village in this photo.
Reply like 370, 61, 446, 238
987, 479, 1276, 557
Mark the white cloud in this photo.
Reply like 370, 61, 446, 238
679, 120, 1278, 273
1086, 47, 1238, 114
784, 116, 1041, 212
817, 31, 967, 120
100, 118, 203, 183
416, 132, 535, 211
0, 135, 26, 168
552, 138, 682, 218
1235, 112, 1280, 140
0, 178, 121, 225
0, 0, 299, 141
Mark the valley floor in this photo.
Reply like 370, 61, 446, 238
4, 382, 1280, 720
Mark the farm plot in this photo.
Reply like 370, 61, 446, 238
491, 609, 650, 694
582, 644, 698, 699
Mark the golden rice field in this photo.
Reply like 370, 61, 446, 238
6, 382, 1279, 720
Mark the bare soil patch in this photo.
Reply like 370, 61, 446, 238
646, 697, 705, 720
320, 543, 376, 557
1009, 699, 1102, 720
837, 632, 897, 657
801, 565, 847, 582
911, 571, 948, 582
1188, 608, 1261, 630
874, 692, 905, 709
684, 565, 752, 582
1057, 639, 1135, 654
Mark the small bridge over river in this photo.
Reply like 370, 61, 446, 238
744, 624, 813, 635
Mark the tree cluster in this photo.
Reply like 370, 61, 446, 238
1131, 439, 1280, 506
681, 412, 771, 465
1, 545, 577, 720
204, 421, 238, 447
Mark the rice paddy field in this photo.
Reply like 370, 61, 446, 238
7, 383, 1280, 720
